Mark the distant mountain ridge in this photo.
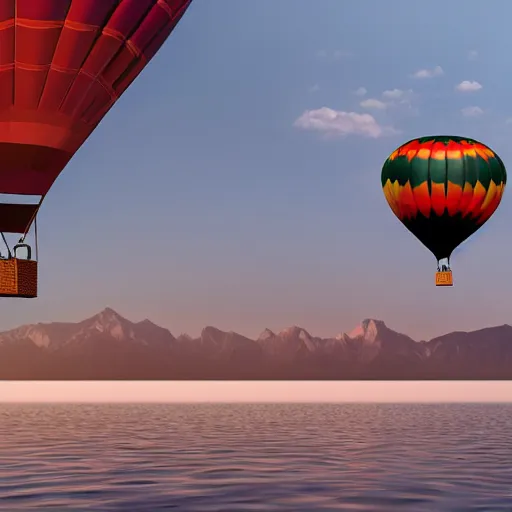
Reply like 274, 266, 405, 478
1, 308, 511, 380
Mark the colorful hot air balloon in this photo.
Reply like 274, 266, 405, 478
0, 0, 193, 298
381, 136, 507, 286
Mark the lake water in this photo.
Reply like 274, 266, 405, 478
1, 403, 511, 511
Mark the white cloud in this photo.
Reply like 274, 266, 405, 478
461, 106, 484, 117
456, 80, 482, 92
468, 50, 478, 60
294, 107, 398, 138
359, 89, 416, 112
382, 88, 405, 99
354, 86, 367, 96
360, 98, 387, 109
412, 66, 443, 78
382, 88, 414, 104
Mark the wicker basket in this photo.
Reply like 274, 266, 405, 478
435, 271, 453, 287
0, 258, 37, 297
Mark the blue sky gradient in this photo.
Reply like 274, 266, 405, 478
1, 0, 512, 341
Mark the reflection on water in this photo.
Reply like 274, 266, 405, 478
1, 403, 511, 511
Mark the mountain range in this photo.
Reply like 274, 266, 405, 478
1, 307, 511, 380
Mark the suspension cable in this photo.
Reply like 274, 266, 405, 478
34, 215, 38, 261
0, 232, 11, 259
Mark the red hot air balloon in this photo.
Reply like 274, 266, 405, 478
0, 0, 193, 298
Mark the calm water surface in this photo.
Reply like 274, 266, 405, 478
0, 403, 511, 511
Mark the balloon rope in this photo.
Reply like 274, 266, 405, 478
34, 217, 39, 262
0, 232, 11, 259
34, 216, 38, 262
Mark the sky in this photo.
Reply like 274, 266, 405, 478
1, 0, 512, 345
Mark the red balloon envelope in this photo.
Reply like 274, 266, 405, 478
0, 0, 193, 235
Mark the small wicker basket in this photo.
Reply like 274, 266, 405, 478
0, 258, 37, 297
435, 270, 453, 287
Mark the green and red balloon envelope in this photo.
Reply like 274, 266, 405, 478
0, 0, 193, 235
381, 136, 507, 269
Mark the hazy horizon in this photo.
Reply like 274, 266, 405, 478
3, 382, 512, 403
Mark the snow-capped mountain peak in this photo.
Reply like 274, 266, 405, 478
346, 319, 386, 343
77, 307, 136, 341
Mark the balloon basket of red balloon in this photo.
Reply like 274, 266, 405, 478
0, 258, 37, 298
435, 271, 453, 287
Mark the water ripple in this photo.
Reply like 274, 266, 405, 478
0, 403, 511, 510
